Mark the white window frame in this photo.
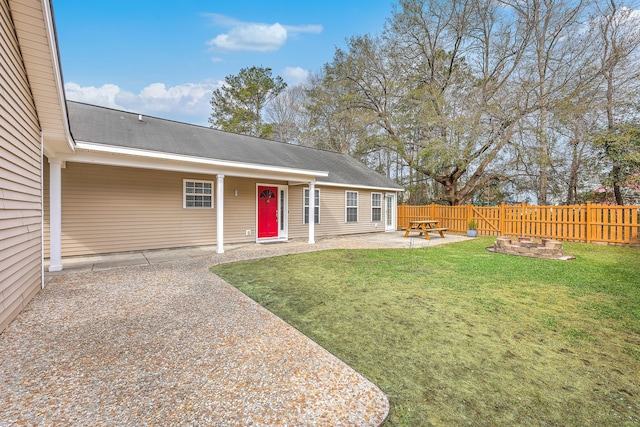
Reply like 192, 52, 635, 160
371, 192, 382, 222
385, 193, 397, 231
183, 179, 214, 208
303, 187, 321, 225
345, 191, 359, 223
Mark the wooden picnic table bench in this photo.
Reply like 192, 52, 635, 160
403, 220, 448, 240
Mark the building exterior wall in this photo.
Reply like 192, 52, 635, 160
43, 163, 393, 258
288, 185, 387, 239
44, 162, 212, 256
0, 0, 43, 332
43, 162, 292, 257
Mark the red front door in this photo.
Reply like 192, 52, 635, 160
258, 186, 279, 238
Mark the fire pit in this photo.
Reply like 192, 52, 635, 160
487, 236, 575, 260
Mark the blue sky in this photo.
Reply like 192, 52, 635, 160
53, 0, 395, 126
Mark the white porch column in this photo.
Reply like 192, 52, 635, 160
48, 158, 63, 272
308, 181, 315, 244
216, 174, 225, 254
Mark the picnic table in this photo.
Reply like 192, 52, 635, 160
403, 220, 448, 240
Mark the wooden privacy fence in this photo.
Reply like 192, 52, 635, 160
397, 203, 640, 245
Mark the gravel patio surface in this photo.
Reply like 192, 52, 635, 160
1, 233, 469, 426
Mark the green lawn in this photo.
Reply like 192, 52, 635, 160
212, 238, 640, 426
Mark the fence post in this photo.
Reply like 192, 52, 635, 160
500, 203, 505, 236
520, 202, 525, 236
632, 205, 639, 243
629, 208, 640, 244
586, 202, 591, 243
467, 204, 472, 231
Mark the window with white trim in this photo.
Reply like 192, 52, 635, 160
346, 191, 358, 222
304, 188, 320, 224
371, 192, 382, 222
184, 179, 213, 208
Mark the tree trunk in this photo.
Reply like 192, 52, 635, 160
565, 138, 580, 205
603, 15, 623, 206
437, 177, 459, 205
612, 164, 624, 205
538, 109, 550, 205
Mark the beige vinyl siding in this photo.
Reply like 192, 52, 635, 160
289, 186, 386, 239
45, 163, 216, 257
43, 163, 276, 257
0, 0, 43, 332
41, 159, 390, 258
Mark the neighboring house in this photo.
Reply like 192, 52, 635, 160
592, 184, 640, 205
42, 102, 401, 261
1, 0, 74, 332
1, 0, 400, 333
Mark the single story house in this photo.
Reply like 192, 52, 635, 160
1, 0, 400, 332
43, 101, 401, 267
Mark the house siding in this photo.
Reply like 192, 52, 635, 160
0, 0, 43, 332
44, 162, 217, 257
288, 186, 386, 239
43, 162, 291, 257
42, 163, 393, 258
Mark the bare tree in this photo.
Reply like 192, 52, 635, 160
304, 70, 376, 154
385, 0, 535, 204
556, 102, 602, 204
265, 84, 308, 144
297, 0, 640, 205
594, 0, 640, 204
505, 0, 591, 204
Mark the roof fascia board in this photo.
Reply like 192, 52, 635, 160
41, 0, 74, 154
73, 141, 329, 178
316, 181, 402, 192
62, 148, 328, 182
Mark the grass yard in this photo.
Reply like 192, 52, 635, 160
212, 238, 640, 426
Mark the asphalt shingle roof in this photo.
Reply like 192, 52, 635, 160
67, 101, 401, 190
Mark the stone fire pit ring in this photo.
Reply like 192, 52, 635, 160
487, 236, 575, 260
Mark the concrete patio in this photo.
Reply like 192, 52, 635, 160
44, 231, 471, 274
3, 232, 470, 425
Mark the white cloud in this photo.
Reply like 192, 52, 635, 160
64, 81, 222, 126
64, 83, 123, 109
207, 14, 243, 27
206, 13, 322, 52
282, 66, 310, 85
209, 22, 288, 52
284, 24, 323, 35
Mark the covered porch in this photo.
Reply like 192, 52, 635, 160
45, 150, 326, 272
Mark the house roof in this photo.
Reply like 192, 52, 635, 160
66, 101, 401, 190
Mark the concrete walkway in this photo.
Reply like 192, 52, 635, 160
4, 232, 470, 426
45, 232, 471, 274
